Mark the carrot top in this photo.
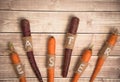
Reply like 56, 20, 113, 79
8, 42, 20, 64
48, 36, 56, 55
107, 28, 118, 46
81, 45, 93, 62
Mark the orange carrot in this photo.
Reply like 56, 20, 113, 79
8, 42, 26, 82
47, 36, 56, 82
90, 29, 118, 82
72, 45, 93, 82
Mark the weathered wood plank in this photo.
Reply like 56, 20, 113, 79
0, 34, 120, 56
0, 11, 120, 33
0, 0, 120, 11
0, 78, 120, 82
0, 0, 120, 82
0, 56, 119, 78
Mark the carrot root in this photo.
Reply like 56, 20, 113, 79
19, 76, 26, 82
72, 73, 80, 82
48, 68, 54, 82
90, 57, 105, 82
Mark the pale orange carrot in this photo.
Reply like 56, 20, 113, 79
47, 36, 56, 82
72, 45, 93, 82
9, 42, 26, 82
90, 29, 118, 82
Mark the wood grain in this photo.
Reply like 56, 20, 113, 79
0, 56, 120, 78
0, 0, 120, 81
0, 33, 120, 56
0, 11, 120, 33
0, 0, 120, 11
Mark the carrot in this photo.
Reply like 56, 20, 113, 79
62, 17, 79, 77
8, 42, 26, 82
72, 45, 93, 82
90, 57, 105, 82
20, 19, 43, 82
47, 36, 56, 82
90, 29, 118, 82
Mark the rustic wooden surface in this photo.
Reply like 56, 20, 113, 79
0, 0, 120, 82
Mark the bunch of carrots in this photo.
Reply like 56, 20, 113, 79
6, 18, 119, 82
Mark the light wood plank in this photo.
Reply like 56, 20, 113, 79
0, 78, 120, 82
0, 56, 119, 78
0, 11, 120, 33
0, 33, 120, 56
0, 0, 120, 82
0, 0, 120, 11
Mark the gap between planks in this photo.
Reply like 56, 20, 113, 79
0, 0, 120, 11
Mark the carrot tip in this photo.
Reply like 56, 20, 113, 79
62, 72, 67, 78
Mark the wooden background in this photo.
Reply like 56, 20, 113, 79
0, 0, 120, 82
